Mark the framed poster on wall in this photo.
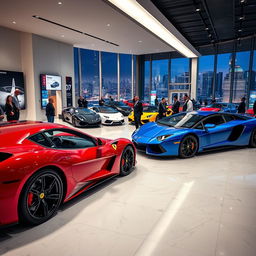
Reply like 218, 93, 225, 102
66, 76, 73, 107
0, 70, 25, 109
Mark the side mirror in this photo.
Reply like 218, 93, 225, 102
97, 138, 103, 146
205, 123, 216, 131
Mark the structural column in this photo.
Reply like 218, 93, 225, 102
190, 57, 198, 100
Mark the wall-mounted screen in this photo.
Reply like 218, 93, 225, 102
45, 75, 62, 91
0, 70, 25, 110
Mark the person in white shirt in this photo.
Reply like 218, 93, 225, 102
183, 94, 193, 112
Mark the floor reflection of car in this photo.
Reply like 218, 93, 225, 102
132, 111, 256, 158
200, 103, 238, 113
50, 81, 59, 88
128, 105, 173, 124
0, 121, 136, 226
0, 86, 25, 109
105, 101, 132, 116
90, 106, 125, 125
62, 107, 101, 127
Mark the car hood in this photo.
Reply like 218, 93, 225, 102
99, 112, 122, 118
134, 122, 188, 138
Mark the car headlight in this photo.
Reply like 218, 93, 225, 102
103, 115, 109, 119
146, 115, 152, 118
157, 134, 173, 141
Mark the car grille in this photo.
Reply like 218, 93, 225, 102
148, 144, 166, 154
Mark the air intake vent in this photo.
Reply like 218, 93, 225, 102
0, 152, 13, 162
32, 15, 119, 47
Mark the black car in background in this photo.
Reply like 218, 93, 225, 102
62, 107, 101, 127
105, 101, 132, 116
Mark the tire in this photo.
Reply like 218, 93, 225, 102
120, 145, 135, 176
179, 135, 198, 158
19, 169, 63, 225
249, 129, 256, 148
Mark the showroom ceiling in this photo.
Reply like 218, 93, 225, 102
0, 0, 187, 55
151, 0, 256, 48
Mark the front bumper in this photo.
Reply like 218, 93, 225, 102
77, 120, 101, 127
103, 119, 125, 125
132, 136, 180, 156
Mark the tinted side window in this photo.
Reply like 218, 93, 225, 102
223, 114, 235, 122
203, 115, 225, 126
30, 133, 52, 147
43, 130, 96, 149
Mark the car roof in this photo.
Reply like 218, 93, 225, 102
0, 121, 67, 147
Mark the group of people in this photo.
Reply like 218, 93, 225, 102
133, 94, 194, 129
0, 89, 22, 122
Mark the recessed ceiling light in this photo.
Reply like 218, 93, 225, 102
208, 34, 212, 37
205, 27, 209, 31
12, 21, 16, 24
195, 8, 201, 12
238, 29, 242, 32
107, 24, 111, 27
61, 35, 65, 37
239, 16, 245, 20
106, 0, 198, 58
58, 1, 62, 5
138, 40, 142, 43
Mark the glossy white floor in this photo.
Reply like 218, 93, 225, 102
1, 118, 256, 256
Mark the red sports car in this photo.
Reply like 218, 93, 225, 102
123, 100, 149, 108
0, 121, 136, 226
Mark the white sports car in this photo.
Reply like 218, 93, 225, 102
90, 106, 125, 125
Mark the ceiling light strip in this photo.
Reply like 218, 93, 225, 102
106, 0, 197, 57
32, 15, 119, 47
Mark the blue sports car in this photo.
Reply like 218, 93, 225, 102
132, 111, 256, 158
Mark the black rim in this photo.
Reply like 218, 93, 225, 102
26, 174, 62, 220
180, 137, 197, 157
121, 149, 134, 173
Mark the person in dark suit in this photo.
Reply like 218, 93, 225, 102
133, 96, 143, 129
5, 95, 19, 121
0, 106, 5, 121
46, 98, 55, 123
154, 96, 159, 107
253, 100, 256, 117
78, 96, 84, 107
99, 97, 105, 106
12, 89, 21, 120
158, 98, 167, 119
237, 97, 246, 114
172, 95, 180, 114
83, 97, 88, 108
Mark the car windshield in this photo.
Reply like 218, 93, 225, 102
98, 107, 118, 113
114, 101, 126, 106
143, 106, 158, 113
157, 112, 204, 128
74, 108, 94, 115
206, 103, 223, 108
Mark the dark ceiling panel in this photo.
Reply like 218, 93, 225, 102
151, 0, 256, 49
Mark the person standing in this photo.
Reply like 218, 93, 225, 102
0, 106, 5, 121
253, 100, 256, 117
12, 89, 21, 120
183, 94, 193, 112
78, 96, 84, 107
237, 97, 246, 114
158, 98, 167, 119
154, 96, 159, 107
99, 97, 105, 106
172, 95, 180, 114
5, 95, 19, 121
109, 95, 114, 102
133, 96, 143, 129
46, 98, 55, 123
83, 97, 88, 108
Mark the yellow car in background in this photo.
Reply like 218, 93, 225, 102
128, 105, 173, 125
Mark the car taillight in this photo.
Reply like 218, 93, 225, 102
0, 152, 13, 162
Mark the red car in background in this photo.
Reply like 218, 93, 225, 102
0, 121, 136, 226
246, 108, 255, 117
123, 100, 149, 108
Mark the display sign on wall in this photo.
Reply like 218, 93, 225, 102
45, 75, 62, 91
66, 76, 73, 107
0, 70, 26, 109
